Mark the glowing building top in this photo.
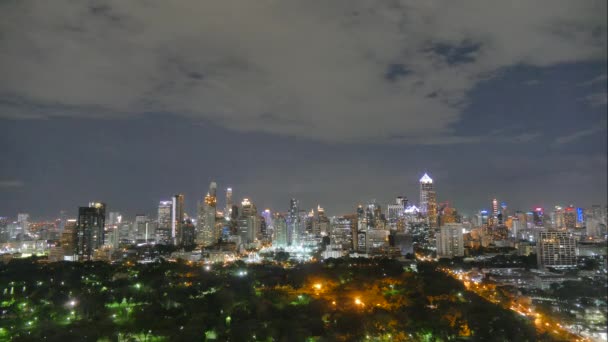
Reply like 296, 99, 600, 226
419, 173, 433, 184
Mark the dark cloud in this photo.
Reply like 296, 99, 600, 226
0, 0, 605, 142
0, 1, 606, 219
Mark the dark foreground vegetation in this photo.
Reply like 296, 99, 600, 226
0, 257, 548, 341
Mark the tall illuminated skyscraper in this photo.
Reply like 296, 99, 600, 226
76, 202, 106, 260
196, 183, 217, 246
419, 173, 437, 228
225, 187, 233, 217
288, 199, 299, 245
171, 194, 184, 245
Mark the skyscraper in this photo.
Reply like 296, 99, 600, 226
76, 202, 106, 260
171, 194, 185, 245
225, 187, 233, 217
564, 206, 576, 229
273, 213, 288, 247
156, 201, 172, 243
287, 198, 299, 245
419, 173, 437, 229
196, 183, 217, 246
17, 213, 30, 236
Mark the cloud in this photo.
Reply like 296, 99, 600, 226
579, 74, 607, 86
0, 1, 605, 143
0, 180, 24, 188
582, 92, 608, 107
554, 126, 605, 145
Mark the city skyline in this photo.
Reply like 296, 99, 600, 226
2, 172, 605, 222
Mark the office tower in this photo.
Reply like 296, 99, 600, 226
387, 197, 406, 231
511, 216, 525, 239
312, 205, 331, 237
76, 202, 106, 260
17, 213, 30, 236
262, 209, 273, 241
273, 213, 288, 247
225, 188, 233, 217
134, 215, 150, 241
61, 219, 78, 259
287, 199, 299, 245
532, 207, 544, 227
500, 202, 508, 219
491, 198, 499, 220
181, 219, 196, 246
156, 201, 172, 243
171, 194, 185, 245
536, 230, 577, 269
197, 184, 217, 246
576, 208, 584, 228
551, 206, 565, 229
419, 173, 437, 228
564, 206, 576, 229
240, 198, 257, 217
436, 223, 464, 258
330, 216, 352, 250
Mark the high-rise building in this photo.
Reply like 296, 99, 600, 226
196, 183, 217, 246
436, 223, 464, 258
76, 202, 106, 260
311, 205, 330, 237
564, 206, 576, 229
134, 215, 153, 241
491, 198, 499, 219
387, 197, 406, 231
225, 187, 233, 218
156, 201, 172, 243
61, 219, 78, 259
273, 213, 288, 247
287, 199, 299, 245
171, 194, 185, 244
17, 213, 30, 236
532, 207, 544, 227
419, 173, 437, 228
262, 209, 273, 241
330, 216, 352, 250
536, 230, 577, 269
551, 206, 565, 229
240, 198, 257, 217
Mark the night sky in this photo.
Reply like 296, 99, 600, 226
1, 1, 606, 219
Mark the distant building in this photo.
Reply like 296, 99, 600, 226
419, 173, 437, 228
171, 194, 185, 244
536, 230, 577, 270
225, 187, 233, 218
273, 214, 288, 247
197, 183, 217, 246
564, 206, 576, 229
76, 202, 106, 260
436, 223, 464, 258
386, 197, 406, 231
